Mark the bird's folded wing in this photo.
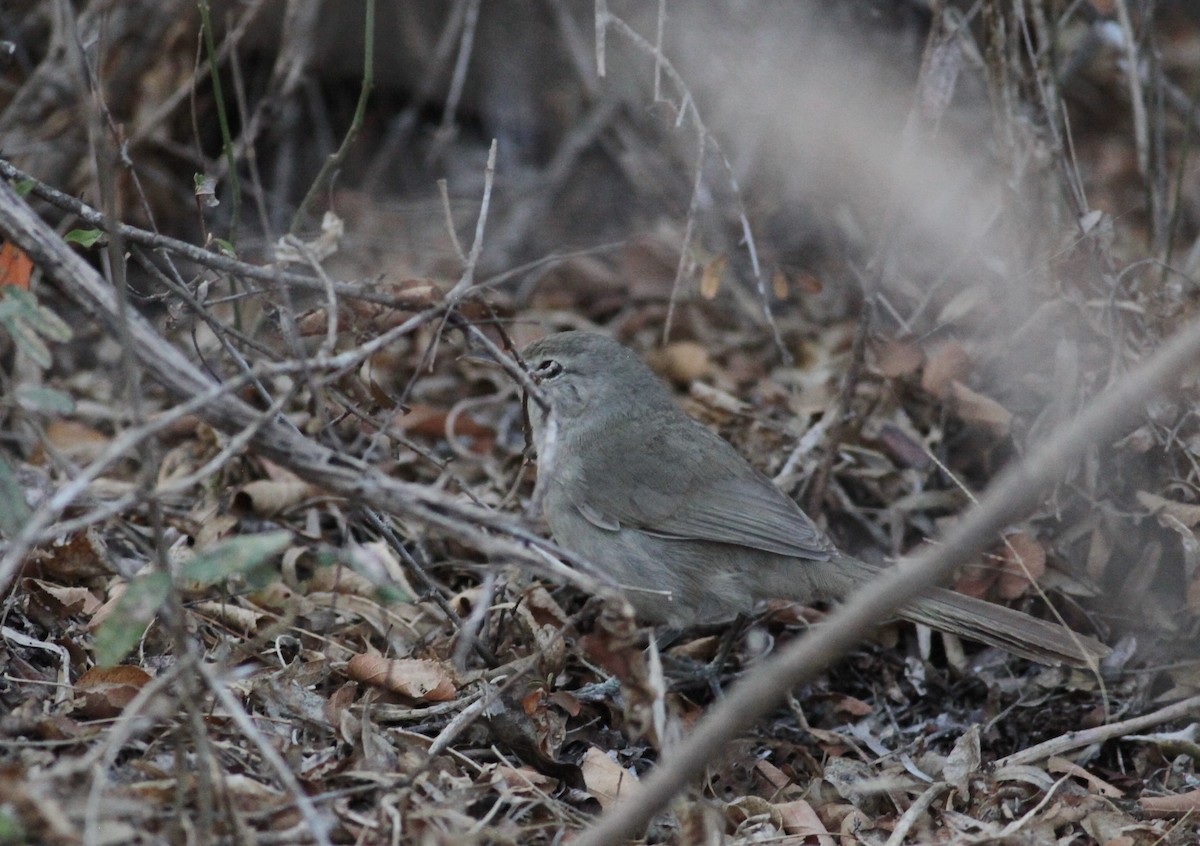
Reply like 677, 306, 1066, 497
577, 416, 836, 560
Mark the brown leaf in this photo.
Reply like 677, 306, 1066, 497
775, 799, 835, 843
232, 479, 318, 517
949, 380, 1013, 435
648, 341, 709, 385
874, 335, 924, 378
1136, 491, 1200, 528
953, 561, 998, 599
997, 532, 1047, 599
23, 578, 102, 617
344, 655, 457, 701
832, 695, 873, 717
1047, 756, 1123, 797
700, 254, 728, 299
1141, 787, 1200, 817
74, 665, 152, 719
33, 420, 109, 465
921, 341, 971, 398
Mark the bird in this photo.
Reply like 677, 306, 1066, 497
515, 330, 1109, 668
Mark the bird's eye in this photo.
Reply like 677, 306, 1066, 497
534, 359, 563, 380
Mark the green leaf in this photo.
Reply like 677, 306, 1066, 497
64, 228, 105, 248
14, 386, 76, 414
93, 572, 171, 667
0, 455, 31, 537
0, 313, 51, 368
180, 531, 291, 587
32, 303, 73, 342
212, 238, 236, 258
13, 178, 35, 196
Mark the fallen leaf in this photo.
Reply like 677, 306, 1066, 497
1136, 491, 1200, 528
345, 654, 457, 701
0, 241, 33, 289
922, 341, 971, 398
874, 335, 924, 378
949, 380, 1013, 435
1140, 787, 1200, 817
700, 254, 728, 299
74, 665, 153, 719
998, 532, 1047, 599
578, 744, 638, 806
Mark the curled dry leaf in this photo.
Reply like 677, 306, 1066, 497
32, 419, 109, 465
700, 254, 728, 299
1136, 491, 1200, 528
775, 799, 835, 845
998, 532, 1047, 599
648, 341, 710, 385
921, 340, 971, 399
1046, 756, 1122, 798
873, 335, 924, 379
232, 479, 318, 517
1140, 787, 1200, 817
949, 380, 1013, 436
23, 578, 102, 617
344, 654, 457, 702
73, 665, 152, 719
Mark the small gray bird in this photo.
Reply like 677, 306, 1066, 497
519, 330, 1109, 667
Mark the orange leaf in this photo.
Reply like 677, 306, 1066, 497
0, 241, 33, 290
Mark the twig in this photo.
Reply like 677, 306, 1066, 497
572, 310, 1200, 844
448, 138, 498, 299
288, 0, 375, 234
997, 693, 1200, 768
0, 158, 412, 309
196, 661, 334, 846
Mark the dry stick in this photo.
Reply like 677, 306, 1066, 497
0, 159, 409, 309
288, 0, 375, 235
195, 661, 335, 846
573, 320, 1200, 845
997, 692, 1200, 768
0, 178, 614, 601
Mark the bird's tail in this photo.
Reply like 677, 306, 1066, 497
822, 555, 1110, 668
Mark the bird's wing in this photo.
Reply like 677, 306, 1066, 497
574, 413, 835, 560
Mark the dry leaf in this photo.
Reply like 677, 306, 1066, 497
998, 532, 1047, 599
775, 799, 835, 844
578, 748, 638, 806
34, 420, 110, 465
649, 341, 709, 385
1136, 491, 1200, 528
700, 254, 728, 299
232, 479, 317, 517
922, 341, 971, 398
74, 665, 153, 719
949, 380, 1013, 435
0, 241, 33, 289
1140, 787, 1200, 817
1047, 756, 1123, 797
874, 335, 924, 378
344, 654, 457, 701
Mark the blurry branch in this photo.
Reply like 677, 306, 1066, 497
0, 159, 412, 309
0, 177, 614, 602
195, 661, 335, 846
574, 313, 1200, 844
593, 6, 786, 357
448, 139, 497, 299
432, 0, 480, 154
288, 0, 375, 234
197, 0, 242, 236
